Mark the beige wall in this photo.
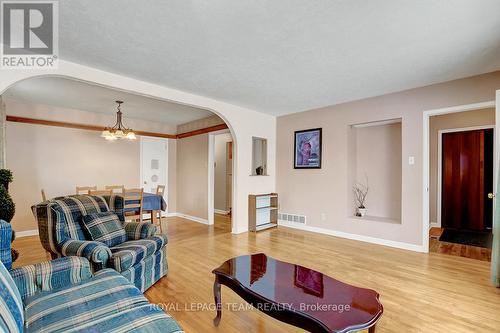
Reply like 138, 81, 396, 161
277, 71, 500, 248
214, 133, 232, 211
176, 134, 209, 220
167, 139, 177, 213
177, 115, 224, 134
354, 123, 402, 220
5, 98, 177, 232
0, 97, 6, 169
429, 108, 495, 224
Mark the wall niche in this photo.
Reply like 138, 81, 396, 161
348, 119, 402, 224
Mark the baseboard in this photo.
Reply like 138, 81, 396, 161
175, 213, 209, 225
165, 212, 178, 218
278, 220, 426, 252
214, 209, 229, 215
16, 229, 39, 237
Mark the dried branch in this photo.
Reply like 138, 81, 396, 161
353, 178, 369, 209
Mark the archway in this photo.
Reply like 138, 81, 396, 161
0, 71, 241, 232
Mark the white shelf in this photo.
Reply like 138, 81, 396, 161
350, 215, 401, 224
249, 193, 278, 232
255, 223, 278, 231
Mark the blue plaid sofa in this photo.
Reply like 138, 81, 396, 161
0, 220, 183, 333
32, 195, 167, 292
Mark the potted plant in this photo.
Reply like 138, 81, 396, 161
0, 169, 17, 262
0, 169, 13, 191
353, 181, 368, 217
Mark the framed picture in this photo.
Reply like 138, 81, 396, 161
294, 128, 322, 169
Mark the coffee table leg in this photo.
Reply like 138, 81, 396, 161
213, 276, 222, 326
369, 324, 376, 333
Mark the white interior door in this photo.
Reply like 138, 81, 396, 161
140, 137, 168, 194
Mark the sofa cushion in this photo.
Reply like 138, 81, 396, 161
109, 235, 167, 273
53, 195, 111, 241
81, 212, 126, 247
24, 269, 183, 333
0, 260, 24, 333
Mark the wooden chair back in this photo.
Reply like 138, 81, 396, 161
156, 185, 166, 197
123, 188, 144, 222
76, 186, 97, 195
89, 189, 113, 196
105, 185, 124, 193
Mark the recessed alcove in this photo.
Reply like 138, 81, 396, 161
347, 118, 402, 223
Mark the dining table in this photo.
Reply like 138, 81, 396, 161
122, 192, 167, 224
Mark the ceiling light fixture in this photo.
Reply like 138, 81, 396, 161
101, 100, 136, 140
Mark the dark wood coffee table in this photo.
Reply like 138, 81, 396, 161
212, 253, 383, 333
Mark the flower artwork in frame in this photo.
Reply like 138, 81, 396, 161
294, 128, 322, 169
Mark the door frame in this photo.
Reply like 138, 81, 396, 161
436, 125, 495, 228
139, 136, 169, 214
208, 129, 232, 226
423, 100, 496, 252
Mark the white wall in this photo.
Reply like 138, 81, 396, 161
5, 98, 176, 232
0, 60, 278, 234
214, 133, 232, 211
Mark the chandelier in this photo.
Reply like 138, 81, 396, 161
101, 101, 136, 140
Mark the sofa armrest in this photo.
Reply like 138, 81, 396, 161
124, 222, 157, 240
60, 239, 111, 267
10, 256, 93, 301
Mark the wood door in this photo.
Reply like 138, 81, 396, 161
225, 141, 233, 211
442, 128, 493, 231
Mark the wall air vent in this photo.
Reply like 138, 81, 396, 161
278, 212, 306, 224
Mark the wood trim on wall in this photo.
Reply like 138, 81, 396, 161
7, 115, 176, 139
6, 115, 228, 139
176, 123, 228, 139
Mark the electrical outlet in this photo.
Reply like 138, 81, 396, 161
408, 156, 415, 165
320, 213, 327, 221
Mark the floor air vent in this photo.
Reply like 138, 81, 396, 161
278, 213, 306, 224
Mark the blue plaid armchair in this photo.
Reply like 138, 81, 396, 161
32, 195, 168, 291
0, 220, 183, 333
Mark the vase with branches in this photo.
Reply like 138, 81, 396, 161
353, 180, 368, 217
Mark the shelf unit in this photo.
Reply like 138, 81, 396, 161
249, 193, 278, 232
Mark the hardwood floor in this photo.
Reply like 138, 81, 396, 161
429, 227, 492, 262
12, 217, 500, 332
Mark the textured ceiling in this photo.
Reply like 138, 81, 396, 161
57, 0, 500, 115
4, 77, 213, 125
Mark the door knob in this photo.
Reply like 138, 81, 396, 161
488, 193, 495, 199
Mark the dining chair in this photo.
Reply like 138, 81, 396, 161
76, 186, 97, 195
105, 185, 125, 194
123, 188, 144, 223
89, 189, 113, 196
41, 189, 47, 202
156, 185, 166, 197
154, 185, 166, 232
